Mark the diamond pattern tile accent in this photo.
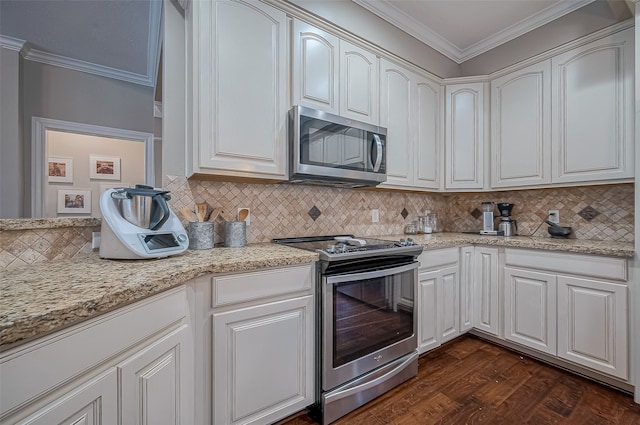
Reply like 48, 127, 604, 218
470, 208, 482, 219
401, 208, 409, 219
578, 206, 600, 221
308, 205, 322, 221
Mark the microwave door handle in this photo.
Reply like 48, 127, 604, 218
371, 134, 383, 172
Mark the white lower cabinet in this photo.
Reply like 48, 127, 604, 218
0, 288, 193, 425
213, 296, 314, 425
417, 249, 460, 354
459, 246, 474, 332
503, 267, 557, 355
472, 246, 499, 336
557, 275, 628, 380
191, 264, 315, 425
503, 248, 629, 381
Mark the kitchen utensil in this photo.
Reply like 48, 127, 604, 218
238, 208, 249, 222
178, 206, 196, 222
208, 207, 222, 222
195, 202, 208, 222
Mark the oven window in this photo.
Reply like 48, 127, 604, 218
332, 269, 414, 368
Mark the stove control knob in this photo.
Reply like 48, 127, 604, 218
177, 234, 188, 243
398, 238, 406, 246
326, 244, 336, 253
406, 238, 414, 246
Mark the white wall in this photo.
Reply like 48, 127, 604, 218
45, 131, 146, 217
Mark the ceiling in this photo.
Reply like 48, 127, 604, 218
352, 0, 597, 63
0, 0, 162, 87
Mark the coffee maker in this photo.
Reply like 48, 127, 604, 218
497, 203, 517, 236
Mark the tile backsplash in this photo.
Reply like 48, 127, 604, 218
0, 178, 633, 268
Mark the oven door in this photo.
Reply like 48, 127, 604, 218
322, 261, 417, 391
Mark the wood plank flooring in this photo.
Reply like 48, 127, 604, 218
281, 335, 640, 425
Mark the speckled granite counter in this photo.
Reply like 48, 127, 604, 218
1, 232, 634, 350
378, 233, 635, 258
0, 244, 318, 350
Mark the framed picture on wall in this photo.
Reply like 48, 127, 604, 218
57, 189, 92, 214
47, 157, 73, 183
89, 155, 121, 180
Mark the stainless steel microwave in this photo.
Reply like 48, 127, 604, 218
288, 105, 387, 188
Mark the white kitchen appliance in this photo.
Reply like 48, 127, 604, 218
99, 186, 189, 259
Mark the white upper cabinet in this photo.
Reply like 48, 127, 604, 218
551, 28, 634, 184
445, 82, 486, 190
292, 21, 379, 125
291, 20, 340, 114
491, 60, 552, 188
340, 40, 379, 125
380, 58, 442, 190
192, 0, 288, 179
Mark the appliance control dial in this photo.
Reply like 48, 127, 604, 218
326, 244, 336, 253
177, 234, 188, 243
406, 238, 414, 246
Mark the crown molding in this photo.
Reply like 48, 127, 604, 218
6, 1, 162, 87
0, 35, 26, 52
353, 0, 596, 64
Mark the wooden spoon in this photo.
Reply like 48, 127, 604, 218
207, 207, 222, 222
195, 202, 208, 222
177, 206, 196, 222
238, 208, 249, 222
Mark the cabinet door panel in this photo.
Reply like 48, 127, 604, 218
415, 78, 443, 189
557, 276, 628, 379
340, 41, 378, 124
380, 60, 413, 186
491, 61, 551, 188
504, 268, 557, 355
213, 296, 314, 425
292, 20, 339, 113
552, 28, 634, 183
459, 246, 474, 332
15, 370, 117, 425
439, 266, 459, 343
418, 271, 438, 353
473, 247, 499, 336
196, 0, 287, 177
119, 325, 191, 425
445, 83, 484, 189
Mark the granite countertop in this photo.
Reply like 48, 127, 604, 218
378, 233, 636, 258
0, 244, 318, 350
0, 232, 634, 350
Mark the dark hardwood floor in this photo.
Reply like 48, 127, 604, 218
281, 335, 640, 425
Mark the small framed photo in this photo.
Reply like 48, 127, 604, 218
47, 157, 73, 183
89, 155, 121, 180
57, 189, 92, 214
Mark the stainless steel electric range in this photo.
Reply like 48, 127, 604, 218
273, 235, 423, 424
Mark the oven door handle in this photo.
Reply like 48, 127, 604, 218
324, 351, 418, 404
324, 262, 417, 285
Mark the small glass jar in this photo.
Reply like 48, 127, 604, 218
427, 212, 438, 233
404, 221, 417, 234
418, 216, 432, 234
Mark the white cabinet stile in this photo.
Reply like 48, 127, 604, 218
445, 82, 486, 190
491, 61, 552, 188
459, 246, 474, 332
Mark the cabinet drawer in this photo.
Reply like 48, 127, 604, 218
504, 249, 627, 282
211, 264, 314, 308
418, 248, 459, 270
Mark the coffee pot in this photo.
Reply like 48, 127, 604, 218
496, 203, 517, 236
